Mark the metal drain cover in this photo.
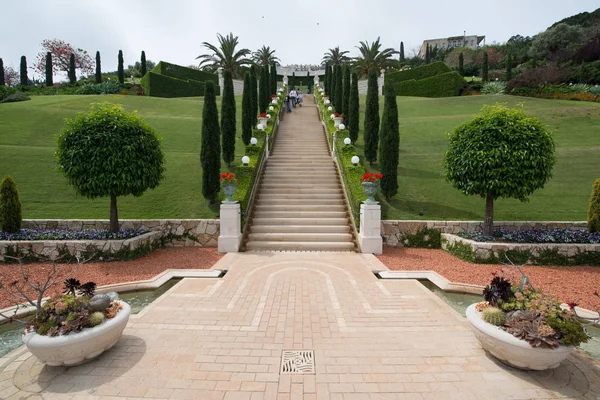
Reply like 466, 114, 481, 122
280, 350, 315, 374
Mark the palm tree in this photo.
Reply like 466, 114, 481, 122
252, 46, 280, 67
196, 33, 252, 78
321, 47, 350, 66
353, 37, 398, 78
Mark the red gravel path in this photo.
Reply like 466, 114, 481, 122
378, 247, 600, 311
0, 248, 222, 309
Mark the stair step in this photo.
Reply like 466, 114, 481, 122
258, 193, 343, 200
253, 211, 347, 219
251, 217, 348, 226
255, 204, 346, 212
245, 241, 355, 251
250, 225, 351, 233
260, 183, 341, 189
256, 199, 342, 206
248, 232, 353, 242
259, 188, 342, 194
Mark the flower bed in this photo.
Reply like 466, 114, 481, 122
458, 228, 600, 244
0, 228, 145, 241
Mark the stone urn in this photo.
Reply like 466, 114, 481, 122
259, 117, 269, 128
222, 184, 237, 202
333, 117, 343, 129
465, 304, 573, 370
362, 181, 379, 203
22, 301, 131, 366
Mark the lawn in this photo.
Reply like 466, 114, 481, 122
0, 95, 247, 220
352, 94, 600, 221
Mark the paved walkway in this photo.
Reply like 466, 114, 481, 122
1, 252, 599, 399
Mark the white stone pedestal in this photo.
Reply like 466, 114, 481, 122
218, 202, 241, 253
358, 203, 382, 254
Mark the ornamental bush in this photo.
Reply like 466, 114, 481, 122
200, 81, 221, 204
379, 84, 399, 200
442, 104, 555, 235
364, 69, 380, 164
0, 176, 22, 233
589, 178, 600, 232
56, 103, 165, 232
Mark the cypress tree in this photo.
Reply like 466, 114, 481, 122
45, 52, 53, 86
364, 68, 380, 165
324, 63, 330, 95
241, 72, 253, 146
506, 55, 512, 81
140, 51, 147, 77
331, 64, 336, 106
458, 52, 464, 76
342, 65, 350, 123
379, 84, 399, 201
588, 178, 600, 232
334, 64, 342, 113
250, 65, 258, 121
425, 45, 431, 64
259, 66, 268, 113
95, 51, 102, 83
400, 42, 405, 63
20, 56, 28, 86
348, 72, 360, 143
482, 52, 489, 82
0, 58, 4, 86
221, 69, 236, 167
328, 64, 333, 98
271, 62, 277, 95
0, 176, 22, 233
68, 53, 76, 83
200, 81, 221, 204
117, 50, 124, 84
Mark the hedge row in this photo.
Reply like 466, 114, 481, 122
140, 72, 221, 98
385, 61, 451, 85
393, 71, 464, 98
154, 61, 218, 84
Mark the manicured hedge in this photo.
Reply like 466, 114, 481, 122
393, 71, 464, 98
140, 72, 221, 98
385, 62, 451, 85
154, 61, 218, 84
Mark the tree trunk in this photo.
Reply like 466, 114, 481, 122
483, 194, 494, 236
110, 195, 119, 233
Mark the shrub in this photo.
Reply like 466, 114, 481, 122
507, 66, 570, 92
385, 61, 451, 85
0, 176, 22, 233
379, 84, 399, 200
200, 81, 221, 204
0, 86, 18, 101
0, 92, 31, 103
140, 72, 212, 98
481, 81, 506, 95
76, 81, 121, 95
589, 178, 600, 233
364, 68, 379, 164
394, 71, 464, 97
153, 61, 218, 83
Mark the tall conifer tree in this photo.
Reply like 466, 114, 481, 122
364, 69, 380, 164
342, 65, 350, 123
379, 84, 399, 200
400, 42, 405, 62
45, 52, 53, 86
20, 56, 28, 86
334, 64, 342, 113
140, 51, 147, 77
348, 72, 360, 143
68, 53, 76, 83
482, 52, 489, 82
271, 62, 277, 95
506, 55, 512, 81
458, 52, 464, 76
241, 72, 253, 145
259, 66, 268, 113
95, 51, 102, 83
200, 81, 221, 203
221, 70, 236, 166
250, 65, 258, 120
0, 58, 5, 86
117, 50, 124, 84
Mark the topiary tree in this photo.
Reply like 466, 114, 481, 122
221, 69, 236, 166
379, 84, 399, 201
271, 62, 277, 95
95, 51, 101, 83
68, 53, 76, 83
250, 65, 258, 122
259, 65, 269, 113
324, 63, 330, 95
0, 58, 4, 86
588, 179, 600, 233
140, 51, 147, 77
20, 56, 28, 86
442, 104, 555, 235
482, 52, 489, 82
0, 176, 22, 233
200, 81, 221, 204
342, 65, 350, 124
348, 72, 359, 143
241, 72, 252, 146
400, 41, 405, 63
458, 52, 464, 76
56, 103, 165, 233
117, 50, 124, 84
364, 68, 380, 165
334, 64, 342, 112
425, 44, 431, 64
45, 52, 53, 86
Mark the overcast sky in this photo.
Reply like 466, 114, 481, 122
2, 0, 598, 80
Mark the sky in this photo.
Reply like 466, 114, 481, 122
2, 0, 598, 80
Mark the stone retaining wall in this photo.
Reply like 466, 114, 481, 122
382, 220, 588, 247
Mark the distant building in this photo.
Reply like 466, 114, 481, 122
418, 34, 485, 58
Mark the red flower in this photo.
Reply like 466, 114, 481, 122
259, 113, 267, 117
566, 301, 579, 312
361, 173, 383, 182
220, 172, 237, 184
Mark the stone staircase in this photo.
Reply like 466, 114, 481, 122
244, 95, 356, 252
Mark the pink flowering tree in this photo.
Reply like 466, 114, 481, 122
3, 66, 19, 87
32, 39, 94, 80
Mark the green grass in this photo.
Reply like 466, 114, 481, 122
0, 95, 247, 220
352, 95, 600, 221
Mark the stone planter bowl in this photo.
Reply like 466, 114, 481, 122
22, 301, 131, 366
466, 304, 572, 370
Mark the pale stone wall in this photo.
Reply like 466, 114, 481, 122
357, 80, 368, 95
382, 220, 588, 247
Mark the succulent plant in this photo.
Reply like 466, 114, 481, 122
89, 311, 105, 327
504, 310, 560, 349
483, 276, 514, 307
79, 282, 97, 297
63, 278, 81, 295
482, 307, 506, 326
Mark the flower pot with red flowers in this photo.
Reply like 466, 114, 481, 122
361, 173, 383, 203
220, 172, 238, 202
333, 113, 343, 128
258, 113, 269, 128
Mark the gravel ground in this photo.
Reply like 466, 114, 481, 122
378, 247, 600, 311
0, 247, 222, 309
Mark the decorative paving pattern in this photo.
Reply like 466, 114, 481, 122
0, 251, 599, 399
280, 350, 315, 374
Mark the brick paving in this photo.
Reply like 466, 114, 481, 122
1, 252, 599, 399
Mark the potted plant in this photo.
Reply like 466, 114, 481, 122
220, 172, 238, 202
466, 265, 594, 370
333, 113, 343, 128
361, 173, 383, 203
0, 256, 130, 366
258, 113, 269, 128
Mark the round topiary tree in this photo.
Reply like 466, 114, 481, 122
442, 104, 555, 235
0, 176, 22, 233
588, 178, 600, 233
56, 103, 165, 233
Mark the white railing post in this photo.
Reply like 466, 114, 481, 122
332, 131, 336, 159
265, 132, 269, 159
218, 201, 241, 253
359, 201, 383, 254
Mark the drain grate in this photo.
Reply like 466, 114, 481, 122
280, 350, 315, 374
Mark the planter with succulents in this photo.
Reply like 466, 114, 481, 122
466, 273, 590, 371
22, 280, 131, 366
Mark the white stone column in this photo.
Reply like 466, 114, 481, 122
218, 202, 241, 253
358, 203, 382, 254
378, 68, 385, 96
217, 68, 224, 93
